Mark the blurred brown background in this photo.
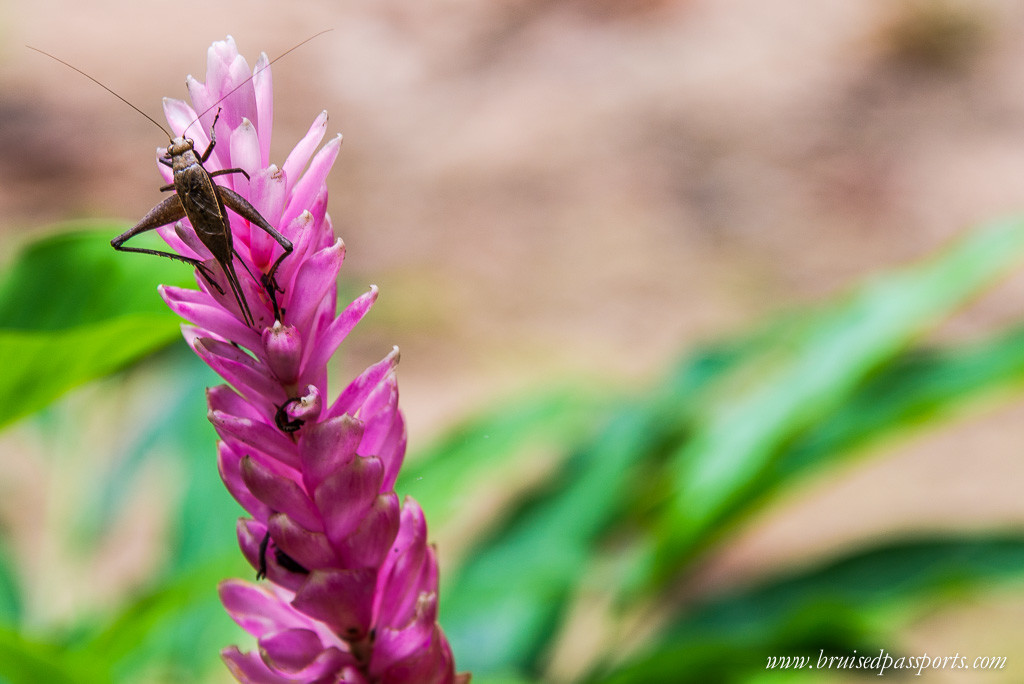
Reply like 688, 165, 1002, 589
5, 0, 1024, 675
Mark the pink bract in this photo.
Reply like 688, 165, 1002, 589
155, 36, 467, 684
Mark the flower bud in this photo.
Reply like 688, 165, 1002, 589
263, 322, 302, 386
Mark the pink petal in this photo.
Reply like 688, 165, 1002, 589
284, 239, 345, 334
237, 519, 309, 592
162, 286, 257, 348
151, 218, 194, 259
241, 455, 322, 532
252, 52, 274, 165
298, 415, 363, 491
315, 205, 334, 252
221, 51, 258, 130
375, 500, 429, 627
206, 36, 238, 99
258, 628, 324, 673
280, 135, 341, 230
373, 594, 439, 674
283, 385, 322, 427
207, 385, 263, 421
356, 374, 397, 436
377, 627, 450, 684
193, 337, 286, 408
237, 517, 271, 570
190, 256, 269, 328
273, 211, 315, 294
299, 296, 336, 392
282, 111, 328, 195
162, 97, 202, 143
302, 286, 378, 377
262, 323, 302, 387
248, 165, 288, 270
333, 492, 401, 569
291, 568, 377, 640
219, 443, 272, 520
313, 455, 385, 548
378, 409, 407, 493
174, 220, 214, 260
219, 578, 308, 637
229, 117, 261, 196
355, 377, 406, 490
221, 646, 294, 684
209, 410, 300, 469
156, 154, 174, 186
184, 75, 215, 151
324, 348, 400, 422
268, 512, 341, 571
258, 634, 355, 680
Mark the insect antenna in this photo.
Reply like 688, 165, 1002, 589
182, 29, 333, 138
26, 46, 173, 141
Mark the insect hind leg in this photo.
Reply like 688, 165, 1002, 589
220, 257, 256, 328
110, 242, 221, 292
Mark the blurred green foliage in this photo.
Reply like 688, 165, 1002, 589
0, 225, 190, 430
3, 216, 1024, 682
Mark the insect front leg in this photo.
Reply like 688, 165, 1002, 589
210, 167, 251, 181
160, 168, 249, 193
111, 194, 225, 294
199, 107, 223, 163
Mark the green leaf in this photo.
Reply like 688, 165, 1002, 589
79, 554, 247, 681
441, 345, 752, 676
78, 345, 239, 572
594, 535, 1024, 684
0, 627, 111, 684
0, 539, 21, 627
674, 323, 1024, 572
398, 386, 612, 532
0, 226, 192, 430
768, 322, 1024, 491
649, 216, 1024, 584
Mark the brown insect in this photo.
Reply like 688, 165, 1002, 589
28, 33, 329, 327
113, 109, 291, 328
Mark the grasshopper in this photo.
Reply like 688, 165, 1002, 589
28, 34, 329, 327
112, 108, 291, 328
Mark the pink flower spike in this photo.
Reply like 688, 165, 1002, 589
147, 37, 465, 684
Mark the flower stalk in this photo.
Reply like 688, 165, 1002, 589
155, 37, 466, 684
